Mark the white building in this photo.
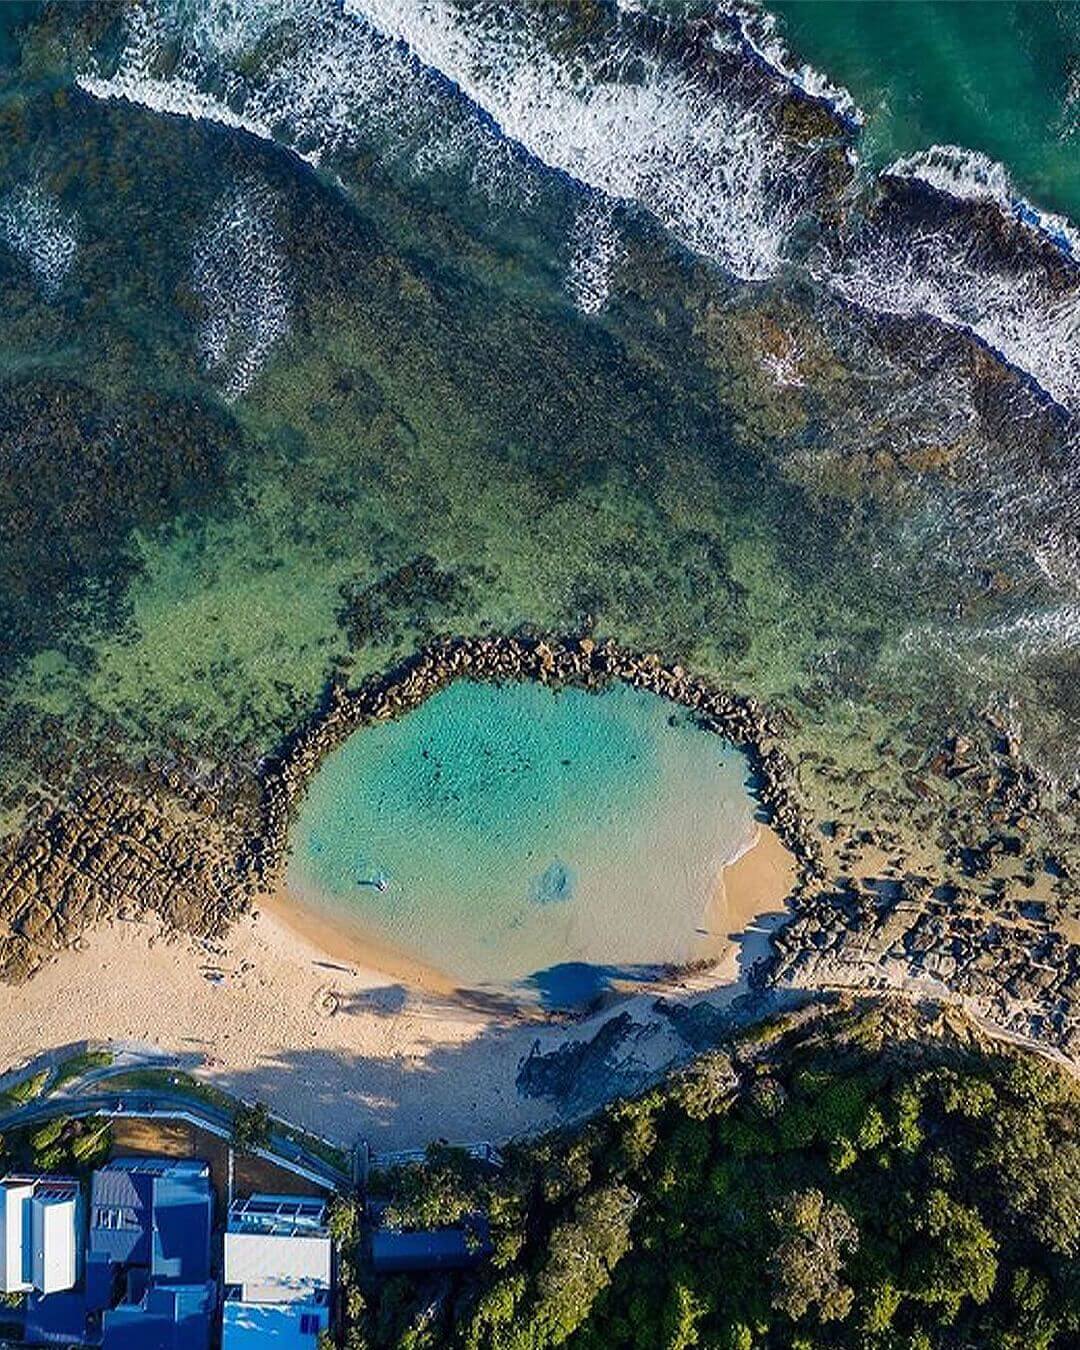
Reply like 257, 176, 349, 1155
222, 1195, 332, 1350
0, 1176, 81, 1295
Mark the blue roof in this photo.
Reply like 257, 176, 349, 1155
151, 1169, 212, 1283
91, 1168, 154, 1267
101, 1282, 213, 1350
25, 1290, 89, 1346
222, 1299, 328, 1350
90, 1160, 211, 1285
370, 1219, 491, 1274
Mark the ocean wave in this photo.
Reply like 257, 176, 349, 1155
76, 4, 300, 159
76, 0, 488, 178
345, 0, 833, 281
816, 200, 1080, 414
727, 1, 863, 125
0, 181, 78, 297
886, 145, 1079, 259
77, 0, 840, 284
70, 0, 1080, 413
191, 180, 291, 400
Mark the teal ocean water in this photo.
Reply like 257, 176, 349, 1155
770, 0, 1080, 226
286, 682, 755, 1005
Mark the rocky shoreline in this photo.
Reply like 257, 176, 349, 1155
770, 878, 1079, 1062
0, 631, 1076, 1067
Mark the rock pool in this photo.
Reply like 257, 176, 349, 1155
285, 679, 757, 1007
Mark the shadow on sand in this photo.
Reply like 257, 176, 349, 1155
203, 923, 800, 1153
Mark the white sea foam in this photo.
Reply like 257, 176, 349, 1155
825, 145, 1080, 412
76, 0, 827, 281
0, 181, 78, 296
191, 181, 291, 400
887, 145, 1080, 258
566, 195, 625, 315
818, 227, 1080, 413
759, 347, 806, 389
76, 0, 483, 176
729, 2, 863, 125
346, 0, 816, 281
76, 4, 294, 157
922, 604, 1080, 660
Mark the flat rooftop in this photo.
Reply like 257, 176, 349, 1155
226, 1195, 328, 1239
2, 1175, 80, 1197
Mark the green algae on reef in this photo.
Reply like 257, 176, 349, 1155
0, 80, 895, 771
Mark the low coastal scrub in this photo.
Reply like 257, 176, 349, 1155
0, 1067, 49, 1108
101, 1067, 235, 1113
349, 1004, 1078, 1349
48, 1048, 114, 1092
0, 1114, 112, 1175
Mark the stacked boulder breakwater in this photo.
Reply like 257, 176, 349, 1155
0, 632, 818, 986
242, 631, 1080, 1064
253, 633, 826, 890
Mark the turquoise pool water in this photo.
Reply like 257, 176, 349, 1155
285, 681, 757, 1005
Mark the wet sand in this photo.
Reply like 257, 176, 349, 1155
1, 826, 795, 1150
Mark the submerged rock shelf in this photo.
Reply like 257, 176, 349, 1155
0, 632, 1075, 1062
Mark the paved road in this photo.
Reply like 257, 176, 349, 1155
0, 1086, 350, 1191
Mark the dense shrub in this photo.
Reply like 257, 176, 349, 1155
349, 1005, 1079, 1349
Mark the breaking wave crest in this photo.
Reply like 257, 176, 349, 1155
344, 0, 830, 282
728, 0, 862, 125
886, 145, 1079, 258
76, 0, 492, 179
77, 0, 841, 284
817, 219, 1080, 414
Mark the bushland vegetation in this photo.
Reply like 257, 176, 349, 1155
342, 1002, 1078, 1350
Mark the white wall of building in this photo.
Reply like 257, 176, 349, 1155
31, 1194, 78, 1294
0, 1181, 79, 1295
0, 1183, 33, 1292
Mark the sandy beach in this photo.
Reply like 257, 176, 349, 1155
3, 826, 795, 1150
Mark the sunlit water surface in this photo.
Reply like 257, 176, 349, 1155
286, 681, 756, 1006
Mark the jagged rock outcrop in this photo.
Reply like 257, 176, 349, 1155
767, 881, 1079, 1061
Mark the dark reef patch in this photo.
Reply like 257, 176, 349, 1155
0, 377, 238, 673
